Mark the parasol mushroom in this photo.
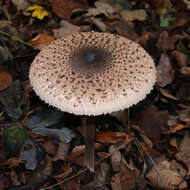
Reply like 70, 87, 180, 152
29, 31, 156, 171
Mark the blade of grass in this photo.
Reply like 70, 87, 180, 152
0, 30, 33, 48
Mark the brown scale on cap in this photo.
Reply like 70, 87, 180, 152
29, 32, 156, 115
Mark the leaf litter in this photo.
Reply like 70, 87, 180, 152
1, 0, 190, 189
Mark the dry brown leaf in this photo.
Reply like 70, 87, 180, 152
0, 157, 20, 168
96, 131, 130, 144
12, 0, 31, 11
69, 143, 103, 159
59, 176, 80, 190
84, 0, 115, 17
176, 132, 190, 176
168, 124, 187, 134
53, 20, 81, 38
10, 170, 20, 186
28, 33, 55, 50
138, 105, 168, 143
146, 159, 187, 189
0, 70, 12, 91
172, 50, 187, 67
179, 67, 190, 75
109, 145, 121, 172
169, 137, 178, 148
147, 0, 174, 14
160, 88, 178, 100
120, 9, 147, 22
156, 53, 175, 87
157, 32, 184, 52
53, 142, 70, 161
49, 0, 89, 20
53, 167, 73, 182
167, 115, 179, 127
41, 139, 58, 155
111, 173, 121, 190
179, 109, 190, 122
91, 18, 106, 32
94, 162, 111, 187
120, 158, 141, 190
28, 156, 53, 184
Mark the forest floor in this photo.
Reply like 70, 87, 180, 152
1, 0, 190, 189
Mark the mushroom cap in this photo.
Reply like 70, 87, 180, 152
29, 32, 156, 116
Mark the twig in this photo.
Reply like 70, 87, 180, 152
0, 30, 33, 48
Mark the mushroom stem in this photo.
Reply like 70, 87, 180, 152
82, 116, 96, 172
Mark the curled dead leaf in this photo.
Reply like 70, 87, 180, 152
156, 53, 175, 87
96, 131, 131, 144
53, 20, 81, 38
179, 67, 190, 75
146, 159, 187, 189
120, 9, 147, 22
49, 0, 89, 20
28, 33, 55, 50
0, 70, 12, 91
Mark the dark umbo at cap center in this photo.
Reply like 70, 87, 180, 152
69, 47, 112, 78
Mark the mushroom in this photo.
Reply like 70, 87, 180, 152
29, 31, 156, 171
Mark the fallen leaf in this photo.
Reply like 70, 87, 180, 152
10, 170, 20, 186
2, 124, 27, 156
0, 157, 20, 168
172, 50, 187, 67
24, 107, 65, 129
70, 143, 103, 159
179, 67, 190, 75
146, 159, 187, 189
160, 14, 176, 27
59, 176, 80, 190
91, 18, 107, 32
184, 0, 190, 9
109, 145, 121, 172
96, 131, 130, 144
26, 4, 48, 20
32, 127, 75, 143
20, 138, 45, 170
156, 31, 184, 51
147, 0, 174, 14
53, 142, 70, 161
0, 70, 12, 91
160, 88, 178, 100
28, 156, 53, 185
49, 0, 89, 20
53, 20, 81, 38
175, 132, 190, 176
111, 173, 121, 190
94, 162, 111, 187
179, 109, 190, 122
0, 46, 10, 64
12, 0, 31, 11
168, 124, 187, 134
176, 78, 190, 101
156, 53, 175, 87
120, 9, 147, 22
41, 139, 58, 155
53, 167, 73, 182
120, 158, 141, 190
138, 105, 168, 143
28, 33, 55, 50
84, 0, 115, 17
167, 115, 179, 127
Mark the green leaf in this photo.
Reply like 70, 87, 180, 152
160, 15, 176, 27
3, 124, 27, 156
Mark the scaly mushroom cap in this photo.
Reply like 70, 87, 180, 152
29, 32, 156, 115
